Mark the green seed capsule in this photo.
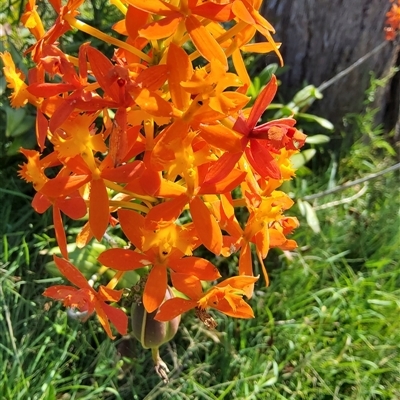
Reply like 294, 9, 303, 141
131, 287, 180, 349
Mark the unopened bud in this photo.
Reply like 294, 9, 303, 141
131, 287, 180, 349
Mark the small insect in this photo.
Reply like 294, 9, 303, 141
195, 307, 218, 329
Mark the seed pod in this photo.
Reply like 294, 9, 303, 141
131, 287, 180, 349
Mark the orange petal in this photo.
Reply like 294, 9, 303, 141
43, 285, 79, 300
232, 0, 255, 25
27, 82, 77, 97
76, 222, 93, 248
190, 196, 222, 255
136, 64, 168, 91
145, 194, 188, 230
98, 285, 123, 302
118, 209, 145, 249
101, 302, 128, 336
98, 248, 151, 270
155, 297, 196, 321
254, 227, 269, 259
36, 110, 48, 152
199, 167, 246, 195
232, 48, 250, 88
242, 41, 280, 54
40, 174, 90, 198
133, 87, 173, 117
57, 194, 86, 220
170, 272, 203, 299
109, 109, 128, 167
138, 167, 162, 196
268, 228, 286, 248
125, 5, 150, 40
89, 178, 109, 241
193, 2, 233, 22
213, 297, 255, 318
246, 141, 281, 180
94, 300, 115, 339
139, 14, 182, 40
143, 266, 168, 313
247, 75, 277, 129
167, 42, 192, 111
172, 257, 221, 280
238, 242, 253, 276
53, 205, 68, 260
85, 46, 120, 102
48, 100, 76, 133
126, 0, 178, 15
185, 15, 227, 69
202, 152, 242, 185
53, 255, 92, 289
217, 275, 259, 289
101, 160, 144, 183
31, 192, 51, 214
199, 123, 243, 152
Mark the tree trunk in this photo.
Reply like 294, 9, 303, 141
259, 0, 400, 134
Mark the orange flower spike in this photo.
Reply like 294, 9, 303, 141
43, 256, 127, 339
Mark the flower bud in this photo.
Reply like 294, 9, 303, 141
131, 287, 180, 349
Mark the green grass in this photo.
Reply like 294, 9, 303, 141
1, 146, 399, 399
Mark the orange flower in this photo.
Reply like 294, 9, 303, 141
215, 191, 299, 287
385, 0, 400, 40
200, 75, 306, 180
43, 256, 128, 339
0, 52, 40, 108
155, 274, 259, 321
98, 209, 221, 313
127, 0, 233, 68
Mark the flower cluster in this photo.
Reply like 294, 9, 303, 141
385, 0, 400, 40
1, 0, 306, 339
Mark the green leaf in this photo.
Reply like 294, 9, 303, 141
373, 139, 396, 156
288, 85, 323, 112
6, 132, 37, 156
290, 148, 316, 168
305, 134, 331, 144
297, 199, 321, 234
297, 112, 334, 130
5, 106, 35, 137
258, 64, 278, 87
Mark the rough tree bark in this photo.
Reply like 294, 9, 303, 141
260, 0, 400, 135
